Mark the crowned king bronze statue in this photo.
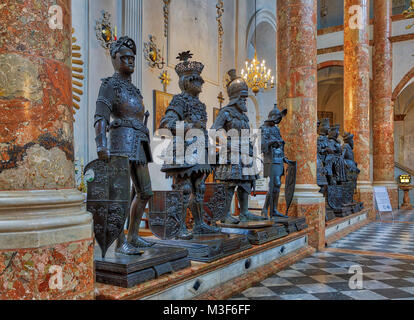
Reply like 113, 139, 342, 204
159, 51, 220, 239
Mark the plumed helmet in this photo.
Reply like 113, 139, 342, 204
110, 36, 136, 59
265, 104, 287, 123
226, 69, 249, 105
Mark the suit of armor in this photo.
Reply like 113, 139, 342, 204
94, 37, 153, 255
326, 125, 347, 185
159, 51, 219, 239
260, 105, 289, 218
317, 119, 329, 188
342, 132, 360, 191
212, 69, 262, 224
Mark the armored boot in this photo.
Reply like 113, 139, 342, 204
115, 232, 144, 255
191, 202, 221, 235
261, 193, 270, 219
128, 196, 154, 248
221, 186, 240, 225
237, 188, 265, 222
269, 190, 289, 219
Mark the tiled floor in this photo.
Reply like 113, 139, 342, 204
229, 210, 414, 300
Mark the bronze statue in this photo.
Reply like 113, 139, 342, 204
342, 132, 360, 192
317, 119, 329, 189
93, 36, 153, 255
159, 51, 219, 240
317, 119, 363, 218
260, 105, 295, 219
326, 124, 347, 185
212, 69, 263, 224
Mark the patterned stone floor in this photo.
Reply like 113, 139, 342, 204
229, 210, 414, 300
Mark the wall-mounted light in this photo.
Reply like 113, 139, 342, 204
399, 175, 412, 185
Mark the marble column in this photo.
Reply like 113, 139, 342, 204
0, 0, 93, 299
344, 0, 374, 218
277, 0, 325, 250
373, 0, 398, 209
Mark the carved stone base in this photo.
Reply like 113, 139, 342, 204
150, 233, 252, 263
219, 221, 288, 245
334, 202, 364, 218
326, 209, 337, 222
95, 246, 190, 288
272, 217, 308, 234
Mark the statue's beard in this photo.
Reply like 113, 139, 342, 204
237, 102, 247, 113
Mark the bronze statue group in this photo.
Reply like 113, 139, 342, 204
88, 36, 361, 258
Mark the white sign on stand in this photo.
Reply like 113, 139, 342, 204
374, 186, 393, 220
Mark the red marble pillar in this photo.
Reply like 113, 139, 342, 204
344, 0, 374, 218
277, 0, 325, 250
0, 0, 93, 300
373, 0, 398, 209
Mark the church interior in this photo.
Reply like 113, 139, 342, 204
1, 0, 414, 302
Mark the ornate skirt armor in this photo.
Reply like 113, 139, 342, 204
159, 92, 212, 178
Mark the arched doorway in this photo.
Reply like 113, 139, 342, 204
317, 64, 344, 133
394, 81, 414, 169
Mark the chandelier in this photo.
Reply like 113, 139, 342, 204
241, 0, 275, 95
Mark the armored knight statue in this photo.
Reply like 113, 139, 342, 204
94, 36, 153, 255
212, 69, 263, 224
260, 105, 295, 219
342, 132, 360, 191
159, 51, 219, 240
325, 124, 347, 185
317, 119, 329, 190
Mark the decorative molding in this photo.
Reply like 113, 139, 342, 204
71, 28, 84, 117
216, 0, 224, 62
144, 35, 165, 69
317, 14, 413, 36
95, 10, 115, 51
163, 0, 171, 38
392, 65, 414, 101
317, 45, 343, 55
317, 60, 344, 70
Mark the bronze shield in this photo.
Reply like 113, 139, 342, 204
203, 183, 227, 224
285, 161, 297, 215
148, 191, 183, 240
85, 156, 130, 258
326, 185, 344, 210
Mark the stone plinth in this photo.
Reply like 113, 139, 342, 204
400, 186, 414, 210
95, 230, 313, 300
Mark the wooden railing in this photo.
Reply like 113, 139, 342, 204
395, 162, 414, 177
